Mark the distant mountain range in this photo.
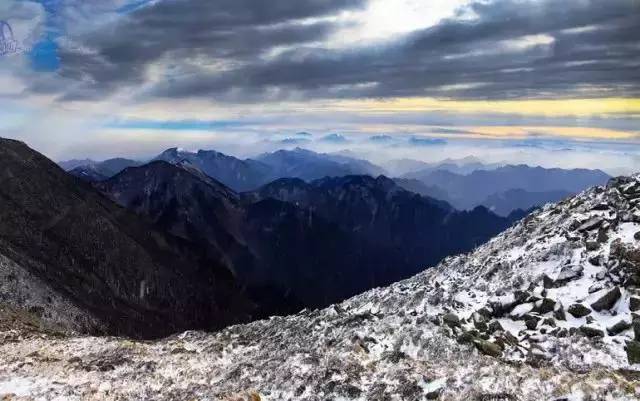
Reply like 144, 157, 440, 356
254, 147, 385, 181
154, 147, 272, 191
383, 156, 503, 176
65, 147, 388, 191
60, 148, 610, 216
404, 164, 610, 211
94, 161, 517, 313
63, 158, 142, 181
480, 188, 572, 217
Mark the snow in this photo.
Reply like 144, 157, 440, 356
0, 377, 35, 397
510, 302, 534, 318
1, 174, 640, 399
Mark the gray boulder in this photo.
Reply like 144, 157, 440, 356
580, 326, 605, 338
590, 287, 621, 312
607, 320, 631, 336
568, 304, 592, 318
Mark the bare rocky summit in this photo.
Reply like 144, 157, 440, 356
1, 172, 640, 400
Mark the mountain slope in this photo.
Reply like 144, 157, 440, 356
0, 138, 250, 338
98, 165, 516, 313
3, 174, 639, 400
96, 162, 398, 312
246, 175, 516, 278
95, 161, 249, 274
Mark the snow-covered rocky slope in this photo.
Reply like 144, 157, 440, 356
1, 175, 640, 400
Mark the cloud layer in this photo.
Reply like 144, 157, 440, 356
1, 0, 638, 171
34, 0, 639, 102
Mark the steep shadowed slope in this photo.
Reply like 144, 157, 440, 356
0, 138, 251, 338
245, 175, 517, 278
97, 162, 394, 312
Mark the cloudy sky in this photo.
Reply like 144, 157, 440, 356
1, 0, 639, 173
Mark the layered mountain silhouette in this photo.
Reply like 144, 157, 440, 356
404, 164, 609, 210
384, 156, 502, 176
254, 147, 386, 181
61, 148, 610, 218
0, 139, 251, 338
96, 161, 517, 314
393, 177, 454, 204
65, 147, 389, 191
154, 148, 272, 191
481, 188, 572, 217
154, 147, 387, 191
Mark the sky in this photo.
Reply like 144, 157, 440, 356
0, 0, 639, 174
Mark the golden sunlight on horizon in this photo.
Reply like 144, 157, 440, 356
333, 97, 640, 118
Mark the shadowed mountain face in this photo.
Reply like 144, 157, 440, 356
245, 175, 517, 278
404, 165, 610, 210
98, 163, 517, 314
96, 161, 249, 274
0, 139, 251, 338
97, 162, 390, 312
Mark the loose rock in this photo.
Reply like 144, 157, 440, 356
473, 339, 503, 358
590, 287, 621, 312
607, 320, 631, 336
580, 326, 605, 338
567, 304, 592, 318
626, 340, 640, 364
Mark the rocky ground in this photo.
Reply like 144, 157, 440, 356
1, 175, 640, 400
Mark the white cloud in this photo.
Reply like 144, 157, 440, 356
328, 0, 471, 46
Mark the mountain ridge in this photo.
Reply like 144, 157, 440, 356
2, 170, 639, 399
96, 162, 517, 314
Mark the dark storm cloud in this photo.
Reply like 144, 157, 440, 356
45, 0, 640, 101
45, 0, 366, 99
